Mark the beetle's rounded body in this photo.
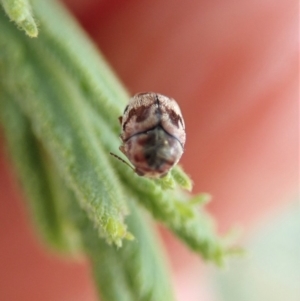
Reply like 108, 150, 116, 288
119, 92, 186, 178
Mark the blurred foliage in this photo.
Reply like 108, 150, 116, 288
214, 203, 300, 301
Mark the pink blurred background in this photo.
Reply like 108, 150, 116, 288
0, 0, 298, 300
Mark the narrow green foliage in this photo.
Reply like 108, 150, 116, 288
0, 0, 238, 299
189, 193, 212, 206
171, 166, 193, 191
0, 97, 175, 300
0, 93, 80, 252
30, 0, 128, 130
155, 173, 176, 190
0, 16, 131, 246
1, 0, 38, 37
45, 144, 175, 301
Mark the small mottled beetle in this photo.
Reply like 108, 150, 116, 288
117, 92, 186, 178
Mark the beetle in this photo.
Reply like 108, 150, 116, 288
117, 92, 186, 178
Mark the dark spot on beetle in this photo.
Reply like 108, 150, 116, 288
155, 94, 160, 106
133, 154, 143, 163
123, 105, 152, 130
179, 117, 184, 128
137, 136, 148, 146
136, 106, 151, 122
154, 94, 162, 118
123, 105, 129, 114
168, 109, 182, 128
135, 168, 145, 176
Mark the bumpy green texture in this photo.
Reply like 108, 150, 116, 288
0, 98, 174, 301
1, 0, 38, 37
0, 0, 236, 300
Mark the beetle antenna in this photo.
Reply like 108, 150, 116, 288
110, 152, 135, 171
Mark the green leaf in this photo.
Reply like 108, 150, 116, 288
1, 0, 38, 37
